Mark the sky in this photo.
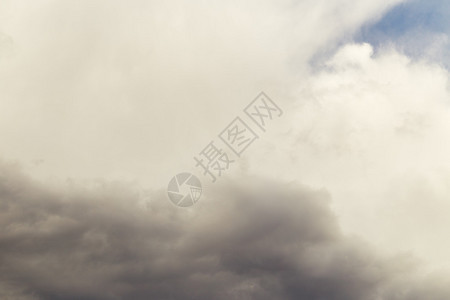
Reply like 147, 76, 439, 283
1, 0, 450, 299
357, 0, 450, 67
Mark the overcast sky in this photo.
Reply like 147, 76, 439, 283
1, 0, 450, 299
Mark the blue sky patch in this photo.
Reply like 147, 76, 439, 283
356, 0, 450, 67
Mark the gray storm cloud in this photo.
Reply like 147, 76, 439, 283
1, 161, 450, 300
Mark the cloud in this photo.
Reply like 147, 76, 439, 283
1, 161, 450, 299
242, 42, 450, 271
1, 1, 450, 299
0, 0, 402, 186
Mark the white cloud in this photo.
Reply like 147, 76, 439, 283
248, 42, 450, 269
0, 0, 402, 187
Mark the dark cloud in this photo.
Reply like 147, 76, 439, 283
0, 161, 449, 300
